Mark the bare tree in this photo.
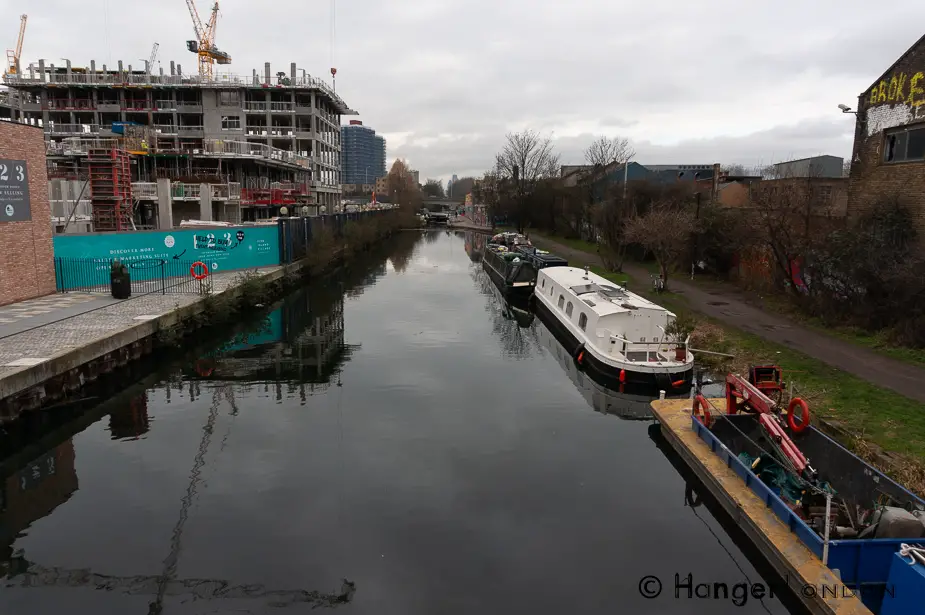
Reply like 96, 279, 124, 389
584, 136, 634, 168
623, 201, 697, 289
494, 130, 560, 233
842, 159, 852, 177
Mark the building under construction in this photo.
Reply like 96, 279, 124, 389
0, 58, 354, 231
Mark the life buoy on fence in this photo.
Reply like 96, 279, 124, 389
692, 394, 712, 427
190, 261, 209, 280
787, 397, 810, 433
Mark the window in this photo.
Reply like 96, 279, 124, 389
541, 279, 545, 288
219, 91, 240, 106
566, 302, 573, 317
578, 313, 587, 331
557, 295, 565, 309
884, 127, 925, 163
221, 116, 241, 130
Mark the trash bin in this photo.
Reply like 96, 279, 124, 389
110, 259, 131, 299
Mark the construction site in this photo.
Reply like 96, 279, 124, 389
0, 2, 354, 232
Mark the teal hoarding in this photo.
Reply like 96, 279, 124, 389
54, 226, 280, 289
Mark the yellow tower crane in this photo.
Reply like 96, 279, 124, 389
184, 1, 230, 79
5, 14, 27, 76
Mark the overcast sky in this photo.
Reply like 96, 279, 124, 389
7, 1, 924, 183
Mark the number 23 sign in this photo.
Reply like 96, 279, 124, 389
0, 159, 30, 223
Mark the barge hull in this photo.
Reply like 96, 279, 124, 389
650, 398, 872, 615
534, 296, 693, 391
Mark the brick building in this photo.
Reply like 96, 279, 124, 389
847, 34, 925, 229
0, 121, 55, 306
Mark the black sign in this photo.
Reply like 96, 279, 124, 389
0, 159, 30, 223
236, 230, 245, 242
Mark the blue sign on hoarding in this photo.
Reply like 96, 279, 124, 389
54, 226, 280, 271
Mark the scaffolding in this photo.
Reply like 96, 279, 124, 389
89, 147, 134, 231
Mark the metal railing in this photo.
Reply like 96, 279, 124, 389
3, 69, 351, 112
45, 99, 95, 110
55, 257, 209, 295
132, 182, 158, 199
200, 139, 310, 168
154, 99, 176, 109
172, 183, 202, 199
48, 123, 100, 134
152, 124, 178, 135
46, 137, 118, 156
245, 101, 267, 112
177, 124, 204, 133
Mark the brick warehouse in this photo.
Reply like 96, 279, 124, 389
0, 121, 55, 306
847, 33, 925, 229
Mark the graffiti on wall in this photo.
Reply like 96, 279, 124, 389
866, 70, 925, 136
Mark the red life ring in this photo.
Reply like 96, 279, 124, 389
787, 398, 810, 433
190, 261, 209, 280
692, 394, 712, 427
195, 359, 214, 377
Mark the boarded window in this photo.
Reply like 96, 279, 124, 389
578, 313, 587, 331
557, 295, 565, 309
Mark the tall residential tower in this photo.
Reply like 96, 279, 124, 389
340, 120, 386, 187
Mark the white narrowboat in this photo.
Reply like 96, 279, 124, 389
533, 266, 694, 391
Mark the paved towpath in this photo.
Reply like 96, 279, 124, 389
530, 234, 925, 404
0, 267, 279, 377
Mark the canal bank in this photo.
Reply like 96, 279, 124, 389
0, 210, 407, 422
0, 231, 804, 615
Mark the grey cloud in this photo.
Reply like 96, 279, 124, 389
8, 0, 920, 182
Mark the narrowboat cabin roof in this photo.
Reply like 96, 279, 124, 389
540, 267, 671, 317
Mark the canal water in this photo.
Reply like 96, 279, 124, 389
0, 231, 806, 615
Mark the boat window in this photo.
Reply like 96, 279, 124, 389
541, 279, 545, 288
566, 302, 573, 317
579, 313, 587, 331
557, 295, 565, 309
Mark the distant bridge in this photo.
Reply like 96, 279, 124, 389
421, 197, 462, 209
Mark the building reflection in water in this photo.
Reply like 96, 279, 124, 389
0, 439, 78, 567
108, 393, 151, 440
463, 230, 486, 263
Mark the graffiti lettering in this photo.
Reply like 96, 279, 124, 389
869, 71, 925, 107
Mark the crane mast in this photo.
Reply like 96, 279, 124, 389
5, 14, 27, 76
184, 1, 230, 80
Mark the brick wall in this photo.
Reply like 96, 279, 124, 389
848, 35, 925, 231
0, 122, 55, 305
0, 122, 55, 306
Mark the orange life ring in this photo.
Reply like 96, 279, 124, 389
787, 397, 810, 433
190, 261, 209, 280
692, 394, 712, 427
195, 359, 214, 377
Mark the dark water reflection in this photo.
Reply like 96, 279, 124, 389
0, 231, 804, 614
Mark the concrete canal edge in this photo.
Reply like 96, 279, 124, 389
650, 399, 873, 615
0, 257, 316, 422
